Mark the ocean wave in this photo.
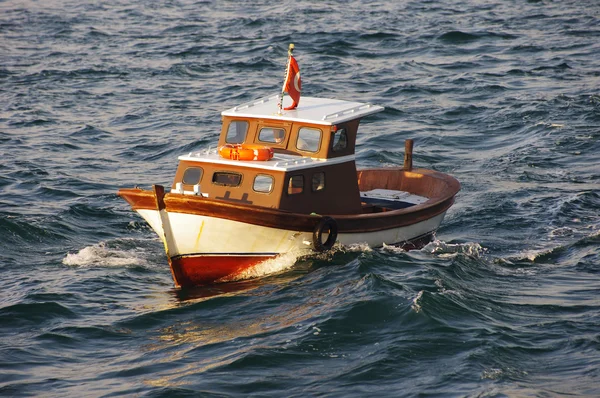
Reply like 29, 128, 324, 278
0, 302, 77, 328
69, 124, 112, 140
501, 226, 600, 264
438, 30, 517, 44
2, 0, 599, 395
0, 215, 68, 246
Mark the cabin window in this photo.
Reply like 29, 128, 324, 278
312, 172, 325, 192
332, 128, 348, 152
182, 167, 203, 185
297, 127, 321, 152
212, 172, 242, 187
253, 174, 274, 193
258, 127, 286, 144
225, 121, 249, 144
287, 175, 304, 195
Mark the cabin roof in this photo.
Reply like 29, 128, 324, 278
222, 94, 384, 126
179, 151, 355, 172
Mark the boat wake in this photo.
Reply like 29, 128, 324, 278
62, 239, 155, 267
378, 239, 485, 259
421, 239, 485, 258
340, 242, 374, 253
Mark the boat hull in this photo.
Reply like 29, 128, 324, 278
171, 254, 276, 287
134, 207, 447, 287
119, 167, 460, 287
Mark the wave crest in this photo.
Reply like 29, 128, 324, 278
421, 240, 485, 258
62, 241, 148, 267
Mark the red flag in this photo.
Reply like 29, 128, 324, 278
283, 55, 301, 110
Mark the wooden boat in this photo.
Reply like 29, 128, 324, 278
118, 47, 460, 288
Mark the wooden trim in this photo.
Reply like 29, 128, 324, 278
118, 167, 459, 234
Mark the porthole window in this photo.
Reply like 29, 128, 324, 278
287, 175, 304, 195
212, 172, 242, 187
182, 167, 203, 185
312, 172, 325, 192
225, 121, 249, 144
332, 128, 347, 152
253, 174, 274, 193
297, 127, 321, 152
258, 127, 286, 144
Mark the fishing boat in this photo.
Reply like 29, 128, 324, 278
118, 45, 460, 288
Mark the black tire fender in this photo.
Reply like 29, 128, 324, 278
312, 216, 338, 252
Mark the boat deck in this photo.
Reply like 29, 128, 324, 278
360, 189, 428, 212
179, 150, 355, 172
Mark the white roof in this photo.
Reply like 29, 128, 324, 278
221, 94, 384, 126
179, 151, 355, 172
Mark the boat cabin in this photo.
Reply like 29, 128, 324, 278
170, 94, 385, 215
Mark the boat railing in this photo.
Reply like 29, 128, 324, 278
232, 95, 279, 112
271, 157, 314, 168
321, 103, 376, 121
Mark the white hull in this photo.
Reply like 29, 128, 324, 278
137, 209, 447, 256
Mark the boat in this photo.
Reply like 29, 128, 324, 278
118, 45, 460, 288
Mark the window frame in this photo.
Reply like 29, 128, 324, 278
212, 171, 243, 187
252, 174, 275, 194
257, 127, 287, 144
225, 120, 249, 144
182, 167, 204, 185
311, 172, 325, 192
287, 175, 304, 195
331, 128, 348, 152
296, 127, 322, 153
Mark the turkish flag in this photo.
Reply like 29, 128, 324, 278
283, 55, 301, 110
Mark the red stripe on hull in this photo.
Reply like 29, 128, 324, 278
170, 254, 275, 288
168, 233, 435, 288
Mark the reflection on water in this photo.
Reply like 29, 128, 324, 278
175, 278, 266, 302
140, 260, 348, 388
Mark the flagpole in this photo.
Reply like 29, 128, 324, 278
278, 43, 294, 114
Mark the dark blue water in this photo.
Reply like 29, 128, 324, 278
1, 0, 599, 396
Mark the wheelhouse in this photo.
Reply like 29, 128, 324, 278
171, 95, 384, 215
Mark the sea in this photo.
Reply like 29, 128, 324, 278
1, 0, 599, 396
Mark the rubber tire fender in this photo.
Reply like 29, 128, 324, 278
312, 216, 338, 252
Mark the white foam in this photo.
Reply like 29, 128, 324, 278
222, 249, 309, 282
535, 121, 565, 129
411, 290, 423, 313
62, 241, 147, 267
548, 226, 575, 238
507, 247, 553, 263
380, 242, 406, 254
421, 240, 485, 258
341, 242, 373, 253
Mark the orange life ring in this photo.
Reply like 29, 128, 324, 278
218, 144, 274, 161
